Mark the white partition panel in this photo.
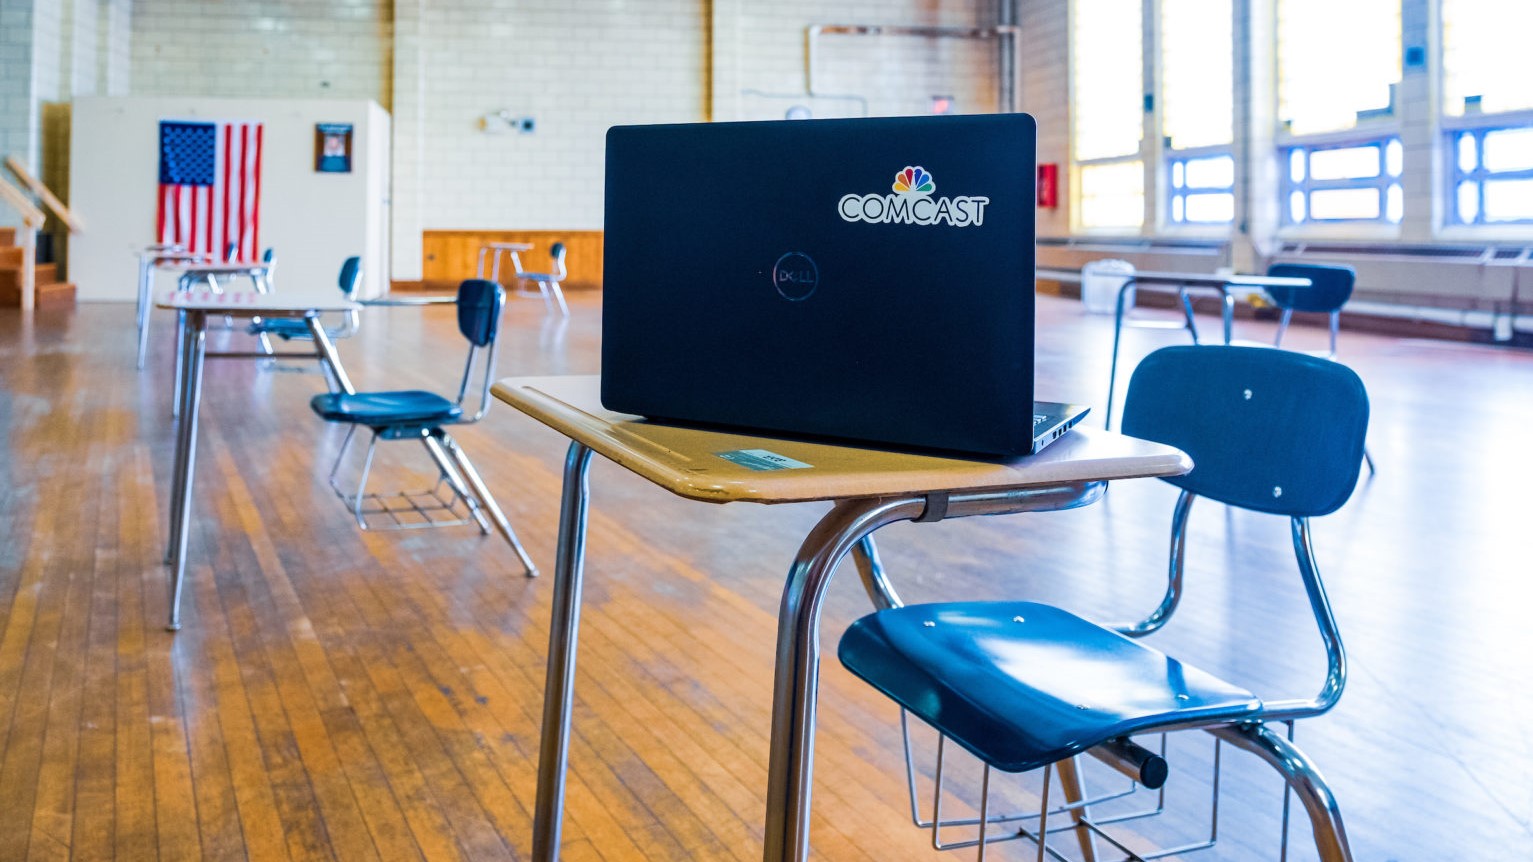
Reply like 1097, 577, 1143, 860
69, 96, 390, 301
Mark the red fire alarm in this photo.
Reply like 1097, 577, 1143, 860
1037, 163, 1059, 209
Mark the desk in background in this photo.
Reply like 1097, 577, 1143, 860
155, 290, 359, 631
1038, 268, 1313, 429
491, 374, 1190, 862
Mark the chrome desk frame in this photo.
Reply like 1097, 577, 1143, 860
532, 441, 1108, 862
163, 306, 352, 631
135, 249, 203, 369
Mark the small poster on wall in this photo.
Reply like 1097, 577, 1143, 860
315, 123, 353, 173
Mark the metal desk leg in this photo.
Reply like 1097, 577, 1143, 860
477, 247, 489, 278
762, 496, 929, 862
1103, 279, 1136, 431
172, 309, 187, 419
307, 316, 355, 395
136, 259, 153, 370
165, 309, 208, 632
532, 442, 595, 861
1221, 290, 1236, 344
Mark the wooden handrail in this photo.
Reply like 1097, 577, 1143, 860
4, 155, 82, 232
0, 173, 45, 229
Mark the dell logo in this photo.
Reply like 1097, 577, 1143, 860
772, 252, 819, 301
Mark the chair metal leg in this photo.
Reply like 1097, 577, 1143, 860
548, 280, 569, 316
1328, 311, 1339, 359
1054, 755, 1099, 862
1209, 723, 1352, 862
438, 431, 538, 577
1104, 279, 1136, 431
1178, 288, 1200, 345
1275, 308, 1293, 347
136, 258, 153, 370
1362, 447, 1376, 476
850, 535, 903, 610
420, 434, 493, 535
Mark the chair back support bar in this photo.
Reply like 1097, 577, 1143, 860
1122, 346, 1369, 517
453, 279, 506, 421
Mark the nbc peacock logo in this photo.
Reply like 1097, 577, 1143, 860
892, 166, 935, 195
840, 165, 989, 227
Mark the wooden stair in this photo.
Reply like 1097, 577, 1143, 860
0, 226, 74, 308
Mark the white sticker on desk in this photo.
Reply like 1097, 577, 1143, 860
715, 449, 813, 471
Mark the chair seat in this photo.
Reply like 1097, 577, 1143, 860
310, 390, 462, 427
838, 602, 1261, 774
249, 318, 313, 340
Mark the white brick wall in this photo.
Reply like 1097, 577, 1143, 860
128, 0, 392, 104
0, 0, 36, 231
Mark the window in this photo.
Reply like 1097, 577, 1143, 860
1277, 0, 1400, 135
1442, 0, 1533, 226
1450, 127, 1533, 225
1169, 154, 1235, 224
1284, 138, 1402, 224
1442, 0, 1533, 117
1072, 0, 1143, 229
1160, 0, 1233, 226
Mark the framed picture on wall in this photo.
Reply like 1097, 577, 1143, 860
315, 123, 353, 173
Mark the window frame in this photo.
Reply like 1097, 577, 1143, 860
1442, 111, 1533, 228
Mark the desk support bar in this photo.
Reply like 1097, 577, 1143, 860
533, 442, 594, 859
763, 481, 1106, 861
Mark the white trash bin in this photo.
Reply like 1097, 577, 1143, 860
1081, 259, 1136, 315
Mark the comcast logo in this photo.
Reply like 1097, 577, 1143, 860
839, 165, 989, 227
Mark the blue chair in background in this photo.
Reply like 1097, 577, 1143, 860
309, 278, 538, 576
250, 255, 361, 390
512, 241, 570, 316
839, 346, 1366, 861
1266, 262, 1375, 474
1266, 263, 1353, 358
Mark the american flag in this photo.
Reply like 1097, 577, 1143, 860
157, 120, 264, 260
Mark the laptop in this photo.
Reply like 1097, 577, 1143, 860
600, 114, 1088, 457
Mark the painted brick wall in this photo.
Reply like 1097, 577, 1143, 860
0, 0, 36, 231
407, 0, 708, 236
128, 0, 393, 104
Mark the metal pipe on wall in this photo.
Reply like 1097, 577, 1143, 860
805, 23, 1023, 114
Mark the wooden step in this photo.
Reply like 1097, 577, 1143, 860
35, 282, 75, 309
0, 247, 21, 268
0, 227, 14, 246
35, 262, 56, 283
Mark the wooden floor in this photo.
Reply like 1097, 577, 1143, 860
1, 290, 1530, 860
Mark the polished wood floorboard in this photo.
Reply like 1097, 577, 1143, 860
1, 292, 1530, 860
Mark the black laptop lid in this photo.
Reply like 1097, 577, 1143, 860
601, 114, 1037, 455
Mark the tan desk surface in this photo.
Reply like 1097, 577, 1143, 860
156, 290, 359, 315
492, 375, 1191, 504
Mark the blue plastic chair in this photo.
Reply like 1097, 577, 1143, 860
1265, 263, 1354, 358
513, 241, 570, 316
251, 255, 360, 343
838, 346, 1367, 861
1266, 262, 1375, 474
309, 278, 538, 576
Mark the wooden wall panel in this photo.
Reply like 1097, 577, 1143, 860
420, 230, 603, 292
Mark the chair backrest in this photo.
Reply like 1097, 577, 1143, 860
224, 241, 237, 261
456, 278, 505, 347
1265, 262, 1354, 314
337, 256, 362, 296
550, 241, 567, 279
262, 247, 276, 263
1122, 346, 1369, 517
